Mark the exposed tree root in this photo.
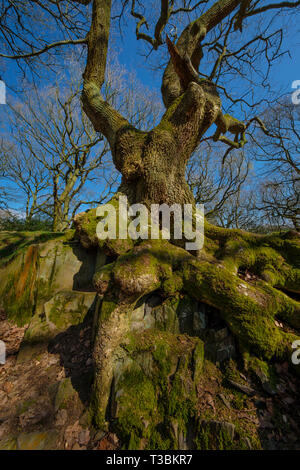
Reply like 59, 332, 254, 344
74, 209, 300, 438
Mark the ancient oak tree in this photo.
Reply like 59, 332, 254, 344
1, 0, 300, 447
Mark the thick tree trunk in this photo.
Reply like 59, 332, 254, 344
81, 1, 223, 209
52, 207, 70, 232
52, 201, 69, 231
52, 172, 79, 231
113, 130, 194, 207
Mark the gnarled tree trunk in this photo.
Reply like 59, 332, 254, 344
75, 0, 300, 449
81, 0, 236, 208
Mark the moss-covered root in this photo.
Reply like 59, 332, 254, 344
93, 239, 299, 362
90, 241, 192, 430
91, 306, 205, 448
73, 195, 134, 256
90, 232, 299, 430
181, 259, 299, 360
91, 298, 134, 429
204, 223, 300, 295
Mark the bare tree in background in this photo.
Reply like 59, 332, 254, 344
1, 74, 114, 231
251, 100, 300, 231
187, 144, 252, 226
212, 186, 259, 229
1, 1, 299, 211
0, 139, 50, 222
0, 53, 162, 230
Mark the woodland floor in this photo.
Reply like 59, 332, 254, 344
1, 304, 300, 450
0, 307, 119, 450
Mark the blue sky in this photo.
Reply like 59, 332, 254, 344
2, 4, 300, 120
117, 8, 300, 109
0, 2, 299, 215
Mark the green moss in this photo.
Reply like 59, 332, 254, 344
0, 231, 65, 268
113, 245, 166, 296
93, 262, 114, 294
54, 378, 78, 412
147, 429, 172, 450
112, 329, 203, 449
151, 297, 180, 333
262, 284, 300, 330
203, 234, 220, 256
267, 232, 300, 268
0, 231, 79, 326
2, 272, 35, 326
181, 260, 289, 360
114, 367, 157, 447
155, 94, 185, 135
245, 355, 278, 389
233, 420, 262, 450
91, 399, 107, 431
167, 373, 196, 425
100, 299, 118, 323
194, 427, 210, 450
204, 224, 300, 295
223, 358, 242, 382
75, 202, 135, 255
47, 292, 88, 330
194, 423, 235, 450
18, 399, 36, 415
76, 208, 98, 246
281, 268, 300, 293
162, 273, 183, 296
83, 228, 299, 448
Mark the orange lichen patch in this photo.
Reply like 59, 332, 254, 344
15, 245, 38, 300
2, 245, 40, 325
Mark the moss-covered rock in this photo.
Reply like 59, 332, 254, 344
110, 329, 204, 450
17, 430, 58, 450
73, 200, 134, 256
195, 420, 235, 450
0, 234, 96, 327
54, 378, 80, 412
88, 231, 299, 448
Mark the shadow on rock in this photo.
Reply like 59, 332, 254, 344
71, 243, 97, 292
48, 298, 96, 406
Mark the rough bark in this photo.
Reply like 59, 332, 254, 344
81, 0, 240, 208
161, 0, 241, 108
113, 79, 222, 206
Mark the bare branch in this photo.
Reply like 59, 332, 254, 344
248, 0, 300, 16
0, 37, 86, 59
82, 0, 130, 149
